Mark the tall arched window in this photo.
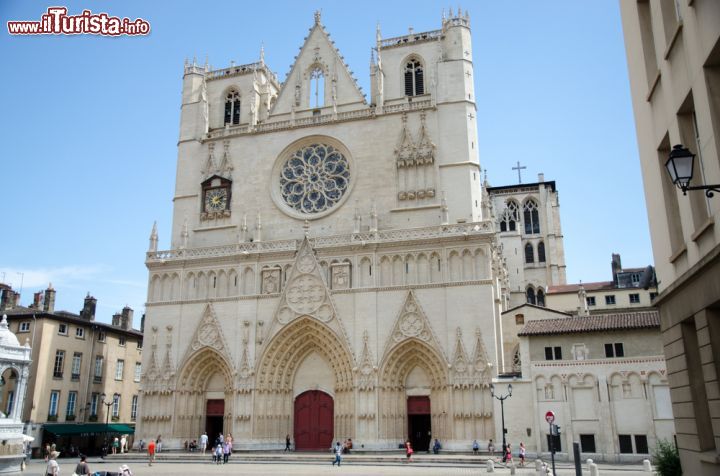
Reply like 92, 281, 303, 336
537, 289, 545, 307
499, 201, 519, 232
310, 67, 325, 108
538, 242, 546, 263
525, 243, 534, 263
523, 199, 540, 234
404, 59, 424, 96
224, 90, 241, 125
526, 287, 536, 305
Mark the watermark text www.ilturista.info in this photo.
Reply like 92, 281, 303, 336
7, 7, 150, 36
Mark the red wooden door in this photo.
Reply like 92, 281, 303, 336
294, 390, 334, 450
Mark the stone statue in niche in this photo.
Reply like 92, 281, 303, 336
294, 83, 301, 106
261, 268, 281, 294
545, 384, 555, 400
331, 263, 351, 290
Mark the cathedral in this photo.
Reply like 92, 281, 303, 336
138, 10, 564, 451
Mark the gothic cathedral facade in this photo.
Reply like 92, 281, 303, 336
139, 11, 508, 451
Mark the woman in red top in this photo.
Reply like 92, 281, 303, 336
405, 441, 413, 463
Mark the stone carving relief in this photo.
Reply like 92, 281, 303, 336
471, 328, 492, 383
355, 330, 377, 391
384, 291, 444, 364
261, 267, 281, 294
395, 112, 437, 203
572, 343, 588, 360
330, 262, 351, 290
190, 304, 229, 353
272, 237, 338, 326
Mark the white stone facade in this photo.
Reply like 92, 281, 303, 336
486, 179, 567, 309
138, 11, 506, 451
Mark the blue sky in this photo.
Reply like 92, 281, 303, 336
0, 1, 651, 325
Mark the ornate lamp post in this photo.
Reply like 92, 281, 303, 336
665, 144, 720, 197
490, 383, 512, 460
100, 393, 118, 454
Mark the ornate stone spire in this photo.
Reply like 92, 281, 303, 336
314, 10, 322, 25
240, 214, 248, 242
149, 221, 158, 252
255, 211, 263, 242
259, 42, 265, 65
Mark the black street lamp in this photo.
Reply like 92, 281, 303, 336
490, 383, 512, 461
100, 393, 118, 454
665, 144, 720, 197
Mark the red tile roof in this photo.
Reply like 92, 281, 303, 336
518, 310, 660, 336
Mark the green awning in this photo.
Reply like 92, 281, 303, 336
44, 423, 135, 436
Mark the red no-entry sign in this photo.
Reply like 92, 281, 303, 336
545, 411, 555, 424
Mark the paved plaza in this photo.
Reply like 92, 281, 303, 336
26, 457, 654, 475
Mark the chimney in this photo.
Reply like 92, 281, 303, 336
32, 292, 43, 310
80, 294, 97, 321
140, 313, 145, 333
111, 312, 121, 327
43, 284, 56, 313
538, 172, 545, 183
121, 306, 133, 330
611, 253, 622, 285
0, 288, 7, 312
10, 292, 19, 309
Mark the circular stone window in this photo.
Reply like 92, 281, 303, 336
272, 138, 354, 219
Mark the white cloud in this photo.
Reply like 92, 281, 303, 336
0, 265, 106, 290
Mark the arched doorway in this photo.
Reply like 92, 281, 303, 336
294, 390, 333, 450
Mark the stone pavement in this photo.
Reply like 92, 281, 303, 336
27, 457, 655, 476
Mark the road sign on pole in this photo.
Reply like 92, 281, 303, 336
545, 411, 555, 424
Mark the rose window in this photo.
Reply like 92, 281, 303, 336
279, 143, 350, 214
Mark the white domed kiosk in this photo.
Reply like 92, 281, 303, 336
0, 315, 32, 474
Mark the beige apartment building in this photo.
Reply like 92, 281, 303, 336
620, 0, 720, 474
546, 254, 657, 314
0, 284, 143, 456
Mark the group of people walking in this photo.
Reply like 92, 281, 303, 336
483, 439, 526, 467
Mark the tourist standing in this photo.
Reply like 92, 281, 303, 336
405, 440, 414, 463
285, 434, 291, 452
112, 437, 119, 455
147, 439, 156, 466
120, 435, 127, 453
223, 439, 231, 464
519, 442, 526, 467
214, 443, 223, 464
200, 431, 208, 454
45, 451, 60, 476
156, 435, 162, 453
74, 455, 91, 475
487, 439, 495, 457
332, 441, 343, 467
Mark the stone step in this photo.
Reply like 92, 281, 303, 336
104, 451, 492, 467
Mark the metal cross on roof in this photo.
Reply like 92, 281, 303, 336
512, 161, 527, 183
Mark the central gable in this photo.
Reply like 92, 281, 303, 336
271, 11, 366, 116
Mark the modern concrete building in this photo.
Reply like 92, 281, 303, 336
620, 0, 720, 473
1, 284, 143, 456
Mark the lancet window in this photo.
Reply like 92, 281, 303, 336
499, 201, 519, 232
404, 59, 424, 96
538, 241, 546, 263
526, 286, 536, 305
224, 90, 241, 125
310, 66, 325, 108
523, 199, 540, 234
525, 243, 534, 264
